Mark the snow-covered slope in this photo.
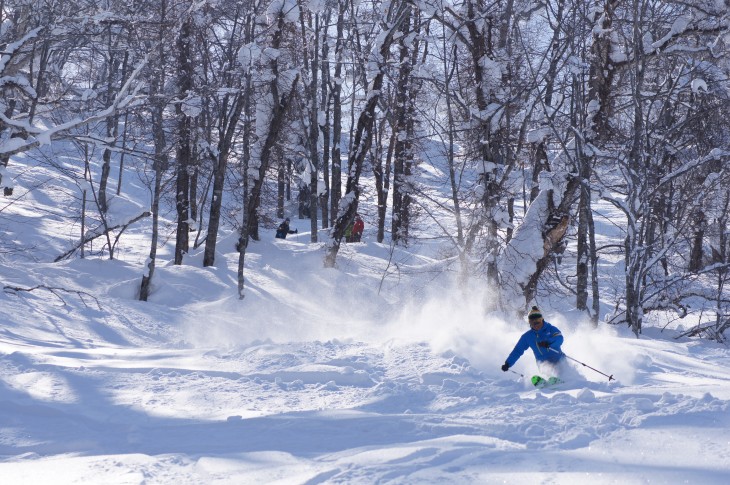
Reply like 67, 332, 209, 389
2, 230, 730, 484
2, 142, 730, 483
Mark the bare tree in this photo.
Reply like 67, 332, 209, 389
140, 0, 174, 302
390, 7, 425, 246
324, 1, 412, 268
203, 2, 253, 267
236, 5, 300, 298
173, 14, 195, 264
328, 0, 348, 228
297, 1, 324, 241
595, 0, 730, 335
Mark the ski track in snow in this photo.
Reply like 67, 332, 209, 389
2, 246, 730, 484
2, 159, 730, 483
2, 334, 730, 483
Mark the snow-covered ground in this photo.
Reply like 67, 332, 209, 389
2, 224, 730, 483
2, 150, 730, 484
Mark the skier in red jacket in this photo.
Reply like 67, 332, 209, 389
352, 214, 364, 242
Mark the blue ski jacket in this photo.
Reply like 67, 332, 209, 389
505, 321, 564, 367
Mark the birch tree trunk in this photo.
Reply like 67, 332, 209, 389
203, 7, 248, 267
140, 0, 170, 301
329, 0, 347, 228
237, 8, 300, 298
324, 2, 411, 268
97, 21, 124, 216
391, 8, 420, 246
174, 15, 194, 265
299, 6, 321, 241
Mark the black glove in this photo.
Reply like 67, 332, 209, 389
538, 341, 550, 348
501, 363, 510, 372
294, 229, 298, 233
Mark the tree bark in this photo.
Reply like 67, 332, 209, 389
174, 15, 194, 265
324, 3, 411, 268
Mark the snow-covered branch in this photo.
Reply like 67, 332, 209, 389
0, 57, 147, 157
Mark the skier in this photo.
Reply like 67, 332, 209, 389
275, 218, 298, 239
501, 306, 564, 375
351, 214, 364, 242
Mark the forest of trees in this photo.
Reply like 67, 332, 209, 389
1, 0, 729, 339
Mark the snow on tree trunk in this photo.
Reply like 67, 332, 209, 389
237, 5, 300, 298
498, 171, 578, 315
174, 15, 194, 265
324, 2, 411, 268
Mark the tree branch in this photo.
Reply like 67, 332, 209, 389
54, 211, 151, 262
3, 284, 102, 310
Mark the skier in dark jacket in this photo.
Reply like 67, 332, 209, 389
275, 218, 297, 239
501, 306, 564, 372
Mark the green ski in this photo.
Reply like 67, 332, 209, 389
531, 375, 563, 388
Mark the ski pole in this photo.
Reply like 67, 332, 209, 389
509, 369, 524, 378
550, 348, 615, 381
